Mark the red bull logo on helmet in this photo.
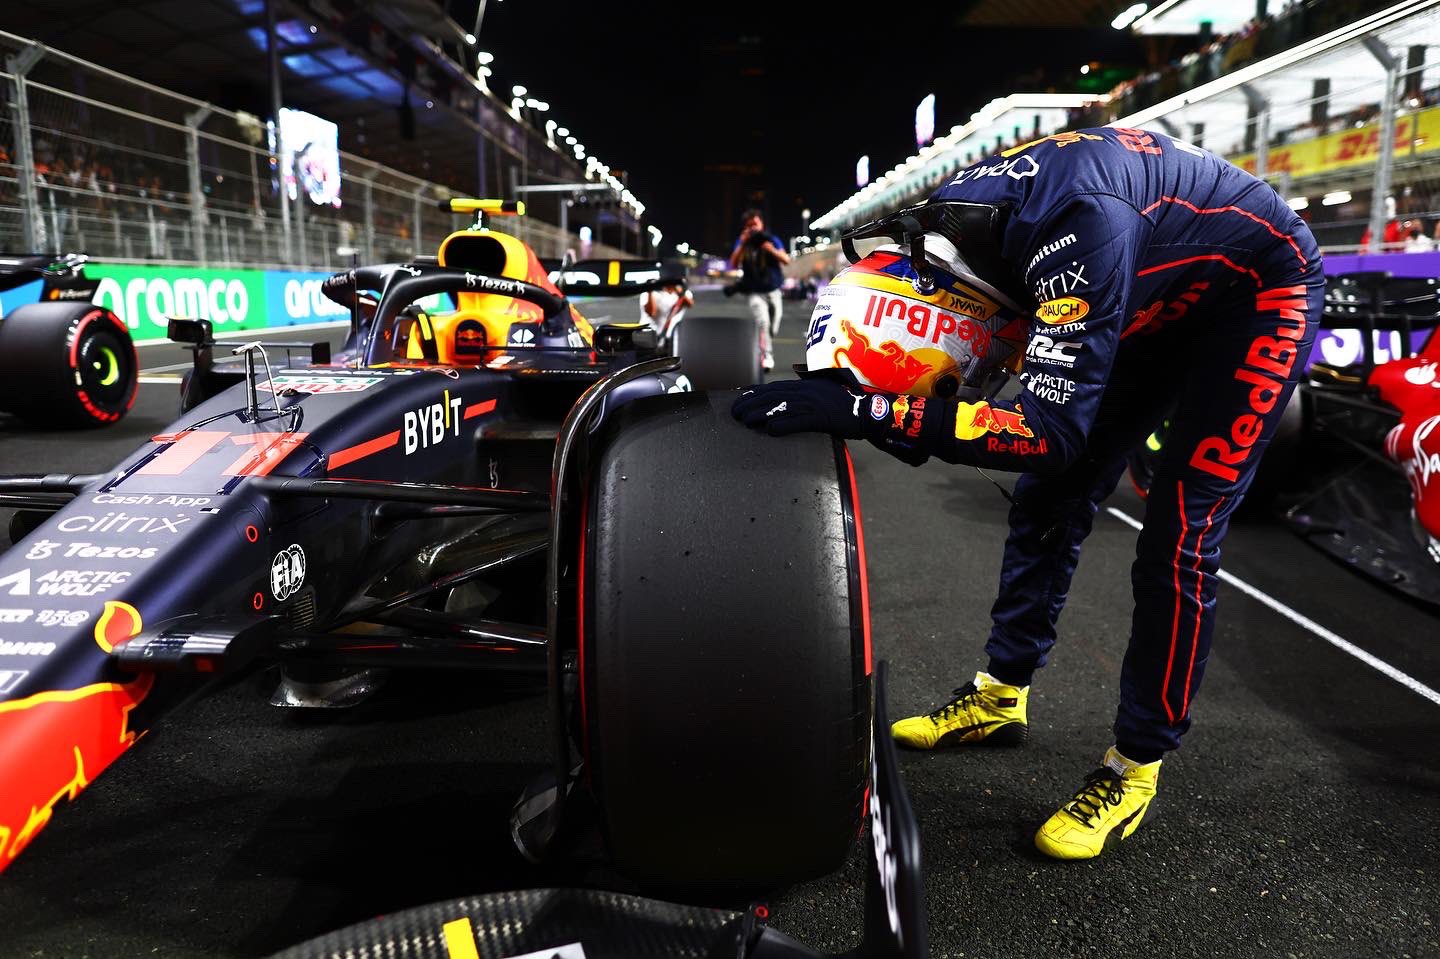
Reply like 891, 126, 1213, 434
834, 261, 1000, 325
808, 249, 1023, 397
857, 295, 994, 354
832, 320, 935, 394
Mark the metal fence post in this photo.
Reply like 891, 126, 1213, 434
186, 106, 214, 265
6, 41, 46, 251
412, 186, 426, 256
362, 170, 377, 262
294, 157, 308, 270
1363, 35, 1399, 252
1241, 84, 1270, 180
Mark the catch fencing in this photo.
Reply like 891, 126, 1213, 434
0, 31, 624, 271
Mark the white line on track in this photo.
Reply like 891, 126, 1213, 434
138, 375, 181, 384
1106, 506, 1440, 706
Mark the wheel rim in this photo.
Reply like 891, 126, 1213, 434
77, 328, 134, 413
95, 346, 121, 387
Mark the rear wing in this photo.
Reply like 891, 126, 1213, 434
548, 258, 688, 297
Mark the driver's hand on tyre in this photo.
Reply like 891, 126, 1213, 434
732, 376, 875, 438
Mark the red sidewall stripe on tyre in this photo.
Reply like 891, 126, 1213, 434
577, 487, 591, 772
69, 309, 139, 421
841, 443, 872, 676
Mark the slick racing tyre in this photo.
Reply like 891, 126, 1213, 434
0, 302, 137, 427
672, 315, 762, 389
582, 390, 870, 888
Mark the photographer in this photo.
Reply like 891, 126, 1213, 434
727, 209, 791, 371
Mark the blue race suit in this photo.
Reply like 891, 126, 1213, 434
895, 127, 1324, 760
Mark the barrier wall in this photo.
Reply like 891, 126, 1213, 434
0, 263, 349, 343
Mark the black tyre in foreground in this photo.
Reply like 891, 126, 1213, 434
673, 314, 762, 389
0, 302, 137, 427
582, 390, 870, 888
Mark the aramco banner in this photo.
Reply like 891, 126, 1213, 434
0, 264, 350, 342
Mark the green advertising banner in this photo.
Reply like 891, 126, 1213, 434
84, 264, 271, 340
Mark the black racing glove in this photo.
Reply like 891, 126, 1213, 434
732, 370, 873, 438
731, 369, 935, 465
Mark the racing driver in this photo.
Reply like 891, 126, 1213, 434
732, 127, 1323, 859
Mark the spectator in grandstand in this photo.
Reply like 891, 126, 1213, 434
734, 126, 1324, 862
1360, 215, 1404, 253
727, 208, 791, 371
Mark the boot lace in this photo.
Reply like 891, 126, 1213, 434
1063, 768, 1126, 826
928, 682, 980, 725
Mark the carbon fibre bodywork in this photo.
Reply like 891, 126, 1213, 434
0, 244, 689, 874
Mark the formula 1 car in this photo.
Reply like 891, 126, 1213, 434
0, 199, 871, 888
272, 662, 925, 959
1128, 271, 1440, 607
0, 253, 137, 427
552, 257, 763, 388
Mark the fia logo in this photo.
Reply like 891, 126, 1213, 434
271, 544, 306, 602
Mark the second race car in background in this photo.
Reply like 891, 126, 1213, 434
0, 253, 137, 428
549, 256, 765, 388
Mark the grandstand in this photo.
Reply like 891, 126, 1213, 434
0, 26, 640, 270
802, 0, 1439, 273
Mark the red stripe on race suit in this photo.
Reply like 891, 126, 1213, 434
1181, 496, 1226, 718
1138, 196, 1308, 266
1162, 481, 1189, 725
1136, 254, 1263, 287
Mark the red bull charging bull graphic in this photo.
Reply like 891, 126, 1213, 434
805, 249, 1022, 397
0, 599, 148, 872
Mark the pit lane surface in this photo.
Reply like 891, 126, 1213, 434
1, 291, 1437, 958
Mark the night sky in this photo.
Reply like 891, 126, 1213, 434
471, 1, 1145, 252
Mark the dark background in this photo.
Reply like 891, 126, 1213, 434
0, 0, 1151, 253
469, 1, 1147, 249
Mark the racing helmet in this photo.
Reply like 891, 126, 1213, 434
806, 201, 1029, 398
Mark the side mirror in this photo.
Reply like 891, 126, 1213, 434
168, 317, 214, 346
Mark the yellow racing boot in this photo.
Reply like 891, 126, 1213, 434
890, 672, 1029, 749
1034, 746, 1160, 860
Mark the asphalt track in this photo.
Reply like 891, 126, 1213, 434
1, 290, 1438, 958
